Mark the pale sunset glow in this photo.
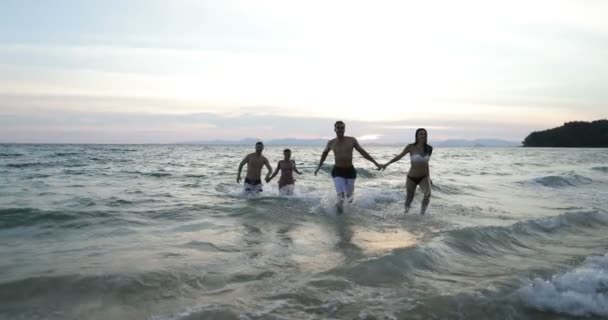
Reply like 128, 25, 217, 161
358, 134, 383, 141
1, 0, 606, 143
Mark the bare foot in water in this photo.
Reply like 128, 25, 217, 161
336, 202, 344, 214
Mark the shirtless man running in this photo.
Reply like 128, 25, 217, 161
237, 141, 273, 194
314, 121, 381, 212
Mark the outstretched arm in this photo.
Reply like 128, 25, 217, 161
353, 138, 381, 169
266, 161, 281, 182
292, 160, 302, 174
382, 145, 410, 170
237, 155, 248, 183
264, 158, 273, 181
314, 141, 331, 176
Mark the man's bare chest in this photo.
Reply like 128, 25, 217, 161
331, 141, 354, 153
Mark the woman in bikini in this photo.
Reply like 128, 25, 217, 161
266, 149, 302, 195
381, 128, 433, 214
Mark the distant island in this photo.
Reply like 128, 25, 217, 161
523, 120, 608, 147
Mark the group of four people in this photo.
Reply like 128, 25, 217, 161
236, 121, 433, 214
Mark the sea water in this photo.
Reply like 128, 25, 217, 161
1, 144, 607, 319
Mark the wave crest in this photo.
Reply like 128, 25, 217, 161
518, 254, 608, 317
532, 174, 592, 188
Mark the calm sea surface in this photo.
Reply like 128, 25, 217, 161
1, 144, 607, 320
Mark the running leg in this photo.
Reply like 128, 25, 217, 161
405, 177, 417, 213
419, 177, 432, 215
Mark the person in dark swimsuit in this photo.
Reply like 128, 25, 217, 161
381, 128, 433, 214
237, 141, 273, 194
266, 149, 302, 195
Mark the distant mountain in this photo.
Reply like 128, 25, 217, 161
523, 120, 608, 147
177, 138, 327, 146
432, 139, 520, 147
176, 138, 257, 145
178, 138, 520, 147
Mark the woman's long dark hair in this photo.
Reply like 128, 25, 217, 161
414, 128, 433, 156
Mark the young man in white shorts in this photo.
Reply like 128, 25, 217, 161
314, 121, 381, 213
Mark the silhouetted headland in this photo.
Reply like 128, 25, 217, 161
523, 120, 608, 147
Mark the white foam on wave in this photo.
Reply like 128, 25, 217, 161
531, 174, 593, 188
219, 182, 406, 217
311, 187, 403, 216
149, 306, 238, 320
517, 254, 608, 317
351, 187, 402, 209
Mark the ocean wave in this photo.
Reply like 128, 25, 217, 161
25, 173, 52, 179
592, 166, 608, 173
333, 210, 608, 286
0, 153, 24, 157
139, 171, 172, 178
151, 305, 241, 320
0, 208, 114, 229
431, 183, 469, 195
120, 170, 172, 178
180, 241, 240, 253
7, 161, 89, 170
480, 171, 512, 176
51, 152, 80, 157
107, 198, 134, 207
446, 210, 608, 254
331, 245, 443, 287
355, 168, 378, 178
184, 174, 207, 178
106, 148, 138, 152
5, 162, 45, 168
63, 162, 88, 168
0, 208, 79, 229
530, 174, 593, 188
63, 169, 88, 175
518, 253, 608, 317
0, 268, 272, 309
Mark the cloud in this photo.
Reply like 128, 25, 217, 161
0, 95, 572, 143
1, 1, 607, 139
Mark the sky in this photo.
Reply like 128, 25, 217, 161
0, 0, 606, 143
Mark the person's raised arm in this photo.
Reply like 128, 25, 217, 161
292, 160, 302, 175
382, 145, 410, 170
264, 157, 273, 181
236, 155, 249, 183
353, 138, 381, 169
314, 141, 331, 176
266, 161, 281, 183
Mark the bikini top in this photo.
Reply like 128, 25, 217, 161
410, 153, 430, 164
280, 161, 294, 176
